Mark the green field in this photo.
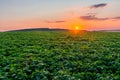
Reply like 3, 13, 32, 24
0, 31, 120, 80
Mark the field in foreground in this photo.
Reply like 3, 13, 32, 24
0, 31, 120, 80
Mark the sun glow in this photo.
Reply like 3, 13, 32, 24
69, 26, 81, 35
75, 26, 79, 30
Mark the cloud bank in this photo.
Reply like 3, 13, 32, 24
90, 3, 107, 9
45, 20, 66, 23
80, 15, 120, 21
112, 17, 120, 20
80, 15, 109, 21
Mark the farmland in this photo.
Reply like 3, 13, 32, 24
0, 31, 120, 80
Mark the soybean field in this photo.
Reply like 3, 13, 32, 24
0, 31, 120, 80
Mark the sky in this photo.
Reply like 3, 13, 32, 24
0, 0, 120, 31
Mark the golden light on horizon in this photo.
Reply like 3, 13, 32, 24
71, 23, 84, 30
69, 25, 81, 35
68, 19, 85, 31
75, 26, 79, 30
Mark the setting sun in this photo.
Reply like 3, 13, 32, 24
70, 26, 81, 34
75, 26, 79, 30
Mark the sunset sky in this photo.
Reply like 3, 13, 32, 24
0, 0, 120, 31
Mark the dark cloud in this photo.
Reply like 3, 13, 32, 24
86, 13, 97, 15
55, 21, 65, 23
80, 15, 109, 21
90, 3, 107, 9
112, 17, 120, 19
45, 20, 66, 23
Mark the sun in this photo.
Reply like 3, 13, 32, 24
75, 26, 79, 30
70, 25, 82, 34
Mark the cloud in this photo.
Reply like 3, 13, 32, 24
112, 17, 120, 20
80, 15, 109, 21
54, 21, 65, 23
45, 20, 66, 23
90, 3, 107, 9
86, 13, 97, 15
